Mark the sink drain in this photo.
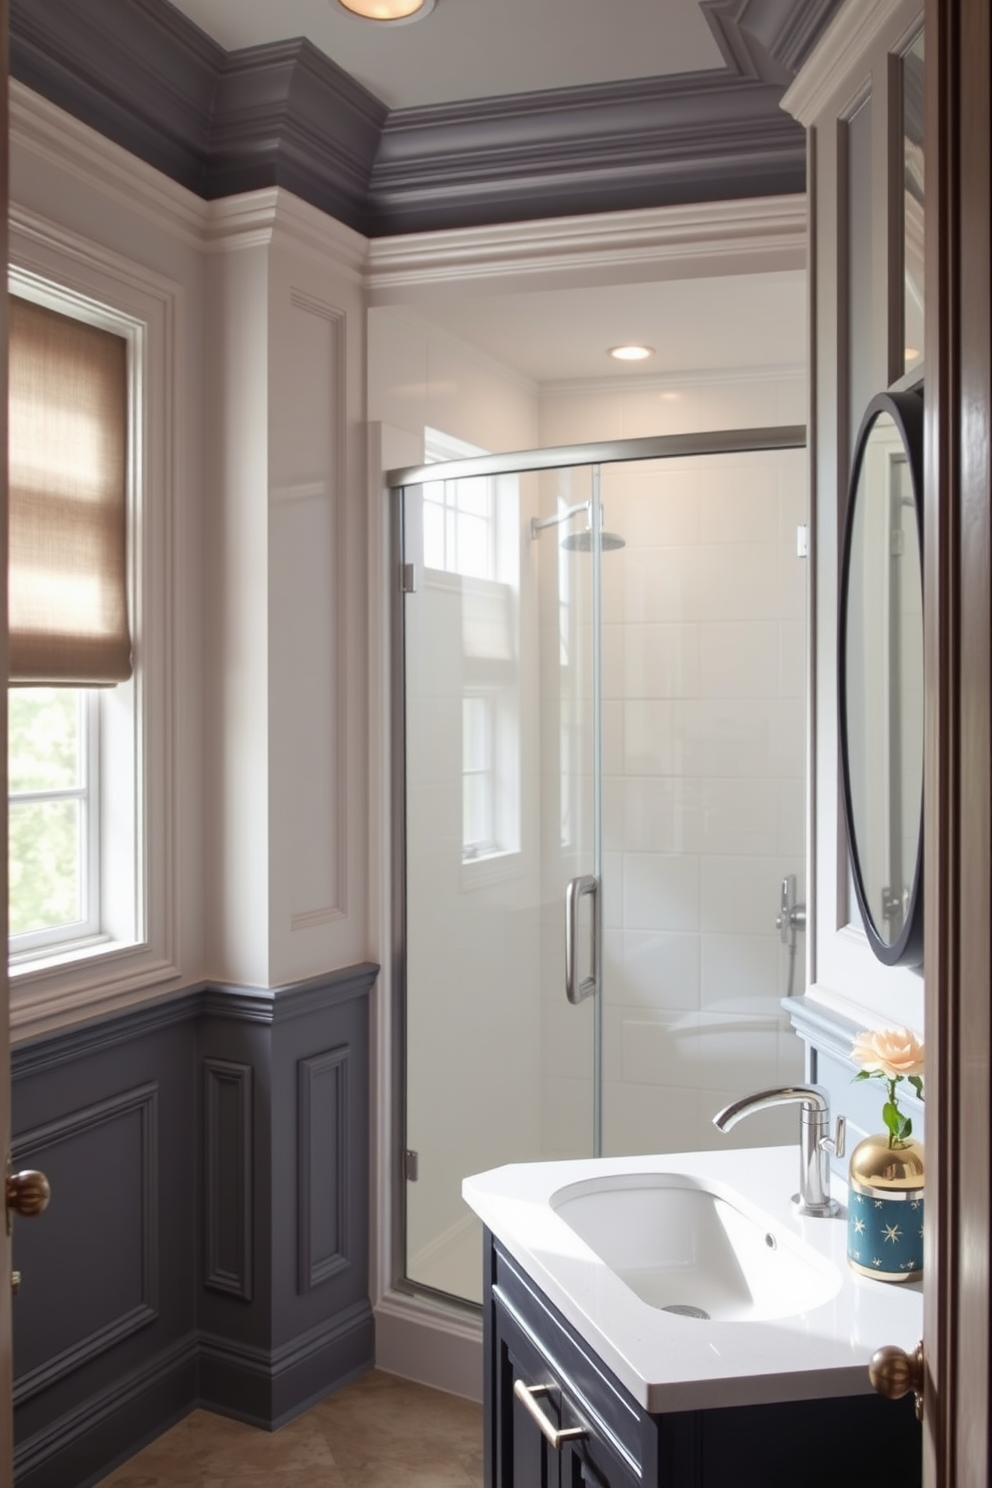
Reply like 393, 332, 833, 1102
661, 1304, 711, 1320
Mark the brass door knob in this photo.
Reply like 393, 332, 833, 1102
869, 1340, 924, 1419
6, 1169, 51, 1221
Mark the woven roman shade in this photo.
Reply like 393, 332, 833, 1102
9, 297, 132, 685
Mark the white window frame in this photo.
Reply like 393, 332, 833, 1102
8, 208, 180, 1031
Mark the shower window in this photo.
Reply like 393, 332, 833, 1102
423, 474, 495, 578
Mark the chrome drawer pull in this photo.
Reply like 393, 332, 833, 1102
513, 1380, 588, 1450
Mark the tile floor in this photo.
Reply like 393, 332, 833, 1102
96, 1369, 484, 1488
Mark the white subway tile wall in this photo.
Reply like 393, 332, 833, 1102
540, 384, 806, 1156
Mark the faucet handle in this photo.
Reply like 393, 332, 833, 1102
819, 1115, 846, 1161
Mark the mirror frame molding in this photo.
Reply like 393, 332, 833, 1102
838, 387, 925, 968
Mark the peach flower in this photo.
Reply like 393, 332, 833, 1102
851, 1026, 924, 1080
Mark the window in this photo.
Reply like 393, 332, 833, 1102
8, 293, 133, 966
5, 257, 159, 1002
8, 688, 100, 953
6, 215, 178, 1031
462, 691, 496, 859
423, 427, 497, 580
420, 428, 523, 874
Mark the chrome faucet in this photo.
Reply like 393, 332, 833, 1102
712, 1085, 846, 1217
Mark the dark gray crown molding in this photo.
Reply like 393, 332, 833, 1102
369, 74, 805, 233
10, 0, 222, 195
702, 0, 845, 86
208, 40, 388, 232
10, 0, 843, 237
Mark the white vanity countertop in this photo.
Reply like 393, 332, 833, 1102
462, 1145, 923, 1413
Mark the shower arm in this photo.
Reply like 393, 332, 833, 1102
530, 502, 590, 539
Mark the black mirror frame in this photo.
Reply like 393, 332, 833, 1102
838, 388, 925, 968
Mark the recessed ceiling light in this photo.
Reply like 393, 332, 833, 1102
609, 345, 654, 362
335, 0, 436, 20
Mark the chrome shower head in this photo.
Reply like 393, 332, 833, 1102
560, 529, 625, 552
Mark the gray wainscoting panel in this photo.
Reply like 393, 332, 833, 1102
203, 1059, 253, 1302
11, 963, 377, 1487
12, 1083, 160, 1406
10, 0, 846, 236
297, 1046, 349, 1294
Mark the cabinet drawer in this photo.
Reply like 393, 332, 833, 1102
493, 1244, 644, 1488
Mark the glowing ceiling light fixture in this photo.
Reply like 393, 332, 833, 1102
609, 344, 654, 362
335, 0, 436, 21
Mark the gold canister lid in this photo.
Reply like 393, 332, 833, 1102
849, 1133, 925, 1193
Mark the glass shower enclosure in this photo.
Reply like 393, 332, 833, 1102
391, 427, 807, 1306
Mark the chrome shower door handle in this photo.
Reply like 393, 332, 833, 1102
565, 873, 599, 1005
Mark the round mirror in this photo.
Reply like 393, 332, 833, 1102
839, 390, 924, 967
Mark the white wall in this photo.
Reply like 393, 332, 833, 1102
205, 200, 370, 986
370, 308, 539, 469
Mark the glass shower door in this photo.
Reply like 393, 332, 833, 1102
400, 461, 603, 1304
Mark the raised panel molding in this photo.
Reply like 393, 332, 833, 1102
12, 1083, 160, 1404
11, 965, 375, 1484
203, 1059, 254, 1301
10, 0, 845, 236
298, 1046, 350, 1293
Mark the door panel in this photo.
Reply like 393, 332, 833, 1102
402, 464, 601, 1304
1, 0, 12, 1473
923, 0, 992, 1483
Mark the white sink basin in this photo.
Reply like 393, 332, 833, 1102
551, 1172, 841, 1322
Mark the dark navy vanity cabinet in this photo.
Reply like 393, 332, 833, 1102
485, 1232, 921, 1488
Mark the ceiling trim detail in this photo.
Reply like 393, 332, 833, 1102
10, 0, 843, 238
366, 195, 807, 298
781, 0, 918, 126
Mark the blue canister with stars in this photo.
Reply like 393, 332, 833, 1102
847, 1134, 924, 1282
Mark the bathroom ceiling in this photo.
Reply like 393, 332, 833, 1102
384, 270, 807, 384
164, 0, 726, 110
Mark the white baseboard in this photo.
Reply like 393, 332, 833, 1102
374, 1290, 483, 1404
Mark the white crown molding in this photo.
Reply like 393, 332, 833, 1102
366, 195, 807, 299
539, 361, 807, 398
204, 188, 370, 285
781, 0, 922, 126
10, 78, 208, 249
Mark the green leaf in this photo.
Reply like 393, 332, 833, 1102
882, 1101, 901, 1136
852, 1070, 872, 1082
909, 1075, 924, 1102
902, 1117, 913, 1139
